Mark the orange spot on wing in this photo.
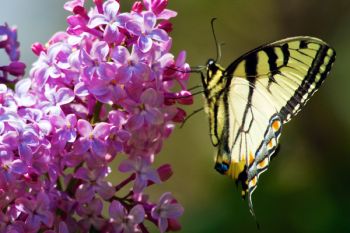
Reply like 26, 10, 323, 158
258, 158, 268, 169
249, 151, 255, 166
272, 120, 281, 131
267, 139, 274, 149
249, 176, 257, 188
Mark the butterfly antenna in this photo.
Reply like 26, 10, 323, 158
211, 18, 221, 63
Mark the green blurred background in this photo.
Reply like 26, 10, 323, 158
1, 1, 350, 232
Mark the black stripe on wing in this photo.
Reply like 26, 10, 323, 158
223, 37, 336, 123
232, 52, 258, 149
279, 42, 336, 122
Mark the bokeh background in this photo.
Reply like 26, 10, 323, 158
1, 1, 350, 232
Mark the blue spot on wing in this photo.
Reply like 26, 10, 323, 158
215, 162, 229, 174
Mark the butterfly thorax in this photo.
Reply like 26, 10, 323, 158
203, 59, 227, 99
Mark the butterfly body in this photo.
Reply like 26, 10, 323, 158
202, 36, 336, 212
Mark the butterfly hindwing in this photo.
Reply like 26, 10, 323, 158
203, 36, 336, 214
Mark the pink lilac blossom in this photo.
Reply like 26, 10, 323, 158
0, 0, 191, 232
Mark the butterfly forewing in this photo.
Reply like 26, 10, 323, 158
225, 37, 336, 122
204, 36, 336, 214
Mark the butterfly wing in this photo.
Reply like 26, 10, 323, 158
214, 36, 335, 213
226, 36, 336, 122
216, 77, 282, 214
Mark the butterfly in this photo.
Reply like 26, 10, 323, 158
202, 36, 336, 214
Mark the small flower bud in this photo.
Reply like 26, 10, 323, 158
157, 164, 173, 182
31, 42, 46, 56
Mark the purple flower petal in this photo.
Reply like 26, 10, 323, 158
115, 13, 132, 27
176, 51, 187, 66
129, 205, 145, 224
93, 122, 110, 139
164, 203, 184, 218
22, 130, 39, 146
158, 217, 168, 233
143, 11, 156, 32
158, 9, 177, 20
118, 159, 134, 172
125, 21, 142, 36
73, 138, 90, 154
149, 28, 169, 42
91, 139, 107, 156
0, 123, 4, 135
88, 80, 110, 96
67, 130, 77, 143
134, 177, 147, 193
0, 83, 7, 92
91, 41, 109, 61
138, 35, 152, 53
47, 66, 61, 79
64, 0, 84, 12
97, 63, 116, 81
74, 167, 90, 181
75, 184, 94, 203
142, 0, 152, 11
74, 82, 89, 97
67, 114, 77, 127
15, 78, 31, 95
77, 119, 92, 136
88, 15, 108, 28
116, 65, 132, 83
145, 108, 164, 125
109, 200, 125, 220
18, 144, 32, 161
104, 23, 120, 44
103, 0, 120, 19
79, 48, 94, 66
127, 114, 144, 131
159, 192, 172, 205
1, 131, 18, 146
141, 88, 157, 105
111, 46, 129, 64
38, 120, 52, 135
56, 88, 75, 106
11, 159, 27, 174
145, 169, 161, 184
58, 222, 69, 233
131, 63, 150, 82
96, 181, 115, 200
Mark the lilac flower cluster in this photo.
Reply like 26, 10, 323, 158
0, 24, 26, 83
0, 0, 192, 232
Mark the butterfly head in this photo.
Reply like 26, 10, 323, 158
206, 58, 219, 73
203, 59, 225, 90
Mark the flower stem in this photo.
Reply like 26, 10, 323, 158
115, 173, 136, 192
139, 223, 150, 233
91, 101, 102, 124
